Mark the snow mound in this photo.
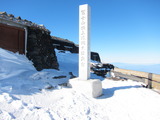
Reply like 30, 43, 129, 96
0, 48, 69, 94
55, 49, 78, 76
0, 48, 35, 80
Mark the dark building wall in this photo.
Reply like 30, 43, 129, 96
27, 27, 59, 71
52, 37, 78, 53
0, 23, 25, 54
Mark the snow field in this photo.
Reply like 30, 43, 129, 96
0, 48, 160, 120
0, 92, 53, 120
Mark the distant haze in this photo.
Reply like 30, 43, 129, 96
111, 63, 160, 75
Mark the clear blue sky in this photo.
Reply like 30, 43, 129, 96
1, 0, 160, 64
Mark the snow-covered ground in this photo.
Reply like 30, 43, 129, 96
1, 48, 160, 120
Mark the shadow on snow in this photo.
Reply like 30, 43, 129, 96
98, 85, 142, 99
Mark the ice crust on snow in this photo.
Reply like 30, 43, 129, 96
1, 48, 160, 120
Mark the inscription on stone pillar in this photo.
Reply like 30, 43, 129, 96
79, 4, 90, 80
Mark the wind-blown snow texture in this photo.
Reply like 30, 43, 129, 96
0, 48, 160, 120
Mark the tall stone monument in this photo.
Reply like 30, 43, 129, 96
68, 4, 102, 98
79, 4, 90, 80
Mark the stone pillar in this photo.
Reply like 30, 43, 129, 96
79, 4, 90, 80
68, 4, 102, 98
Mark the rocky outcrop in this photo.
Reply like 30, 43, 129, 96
27, 27, 59, 71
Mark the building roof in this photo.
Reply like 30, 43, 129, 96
0, 12, 78, 46
0, 12, 50, 32
51, 36, 74, 44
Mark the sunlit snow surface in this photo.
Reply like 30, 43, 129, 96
0, 48, 160, 120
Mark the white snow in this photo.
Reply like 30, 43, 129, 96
1, 48, 160, 120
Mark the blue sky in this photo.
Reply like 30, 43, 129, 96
1, 0, 160, 64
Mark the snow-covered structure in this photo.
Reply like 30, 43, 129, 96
0, 11, 106, 71
51, 36, 78, 53
0, 12, 58, 70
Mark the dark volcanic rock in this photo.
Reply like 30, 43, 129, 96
27, 27, 59, 71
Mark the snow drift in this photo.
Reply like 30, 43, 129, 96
0, 48, 160, 120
